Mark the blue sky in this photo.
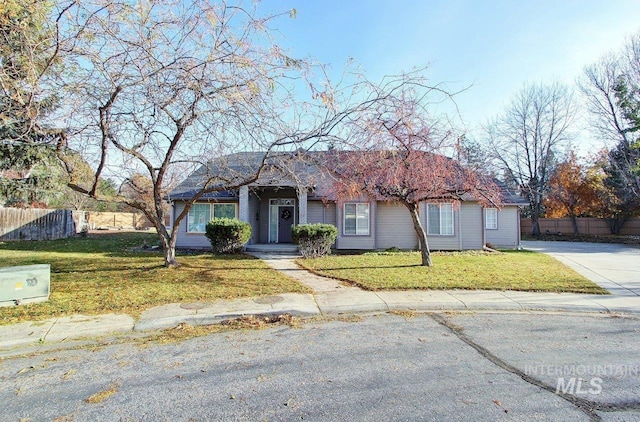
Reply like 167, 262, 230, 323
258, 0, 640, 140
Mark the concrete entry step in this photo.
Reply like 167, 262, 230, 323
245, 243, 299, 254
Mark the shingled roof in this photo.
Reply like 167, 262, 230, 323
168, 151, 326, 200
168, 150, 527, 205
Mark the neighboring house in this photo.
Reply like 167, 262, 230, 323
168, 152, 527, 251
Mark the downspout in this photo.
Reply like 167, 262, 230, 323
457, 202, 462, 250
481, 206, 486, 248
517, 207, 522, 250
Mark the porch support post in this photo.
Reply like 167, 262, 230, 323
239, 185, 249, 222
297, 188, 307, 225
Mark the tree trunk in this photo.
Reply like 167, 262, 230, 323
404, 202, 432, 267
607, 215, 627, 235
570, 214, 579, 236
530, 213, 541, 236
157, 224, 179, 267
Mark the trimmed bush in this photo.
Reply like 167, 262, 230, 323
205, 218, 251, 254
292, 223, 338, 258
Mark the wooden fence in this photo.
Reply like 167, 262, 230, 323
521, 217, 640, 236
0, 208, 86, 241
86, 212, 154, 230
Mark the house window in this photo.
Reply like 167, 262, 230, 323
187, 203, 210, 233
213, 203, 237, 219
427, 203, 454, 235
187, 203, 237, 233
485, 208, 498, 230
344, 203, 369, 235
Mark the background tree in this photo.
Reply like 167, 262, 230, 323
580, 32, 640, 233
55, 0, 376, 266
329, 78, 502, 267
544, 152, 602, 235
483, 82, 575, 236
0, 0, 69, 205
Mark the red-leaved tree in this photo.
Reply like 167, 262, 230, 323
544, 152, 603, 235
328, 79, 502, 266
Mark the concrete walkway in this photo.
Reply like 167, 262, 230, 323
2, 250, 640, 354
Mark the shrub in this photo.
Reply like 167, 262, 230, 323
205, 218, 251, 254
291, 223, 338, 258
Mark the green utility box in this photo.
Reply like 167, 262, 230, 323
0, 264, 50, 306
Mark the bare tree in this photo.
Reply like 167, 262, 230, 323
483, 82, 575, 236
54, 0, 377, 266
579, 33, 640, 233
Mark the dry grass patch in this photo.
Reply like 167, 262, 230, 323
297, 250, 607, 294
141, 314, 300, 345
0, 232, 309, 325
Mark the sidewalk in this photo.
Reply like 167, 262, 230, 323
2, 253, 639, 354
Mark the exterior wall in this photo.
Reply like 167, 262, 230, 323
247, 194, 260, 244
324, 202, 337, 226
306, 200, 337, 226
335, 200, 377, 249
307, 200, 339, 226
375, 202, 418, 250
486, 206, 520, 248
172, 196, 521, 251
460, 202, 484, 250
174, 202, 212, 249
331, 200, 485, 251
419, 202, 462, 251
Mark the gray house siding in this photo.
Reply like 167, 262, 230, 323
306, 200, 337, 225
172, 197, 519, 251
460, 203, 484, 250
174, 202, 215, 249
335, 201, 376, 249
307, 201, 325, 224
419, 202, 462, 251
324, 202, 336, 226
376, 202, 418, 250
485, 206, 520, 249
248, 194, 259, 244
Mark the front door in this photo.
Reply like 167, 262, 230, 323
278, 206, 294, 243
269, 198, 296, 243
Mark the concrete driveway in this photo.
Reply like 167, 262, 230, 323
522, 241, 640, 296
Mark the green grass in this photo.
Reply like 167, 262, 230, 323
0, 232, 310, 325
296, 250, 608, 294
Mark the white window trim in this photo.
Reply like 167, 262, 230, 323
485, 208, 498, 230
427, 203, 454, 236
187, 202, 238, 234
343, 202, 370, 236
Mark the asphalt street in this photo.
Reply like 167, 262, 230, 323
1, 312, 638, 421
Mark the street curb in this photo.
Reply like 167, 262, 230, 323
133, 308, 321, 332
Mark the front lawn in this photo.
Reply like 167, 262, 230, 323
296, 250, 608, 294
0, 232, 309, 325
